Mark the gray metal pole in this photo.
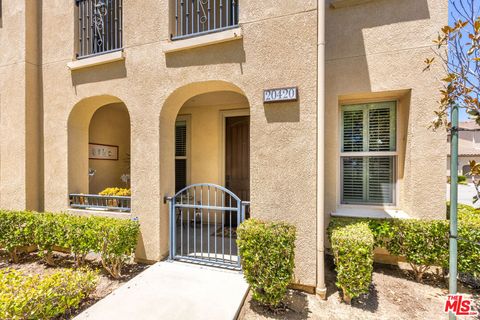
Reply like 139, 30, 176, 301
449, 104, 459, 320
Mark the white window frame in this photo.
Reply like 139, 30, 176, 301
339, 101, 399, 206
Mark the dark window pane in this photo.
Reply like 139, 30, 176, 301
175, 159, 187, 192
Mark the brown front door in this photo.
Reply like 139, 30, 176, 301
225, 116, 250, 206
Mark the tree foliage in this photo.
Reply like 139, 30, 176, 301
426, 0, 480, 129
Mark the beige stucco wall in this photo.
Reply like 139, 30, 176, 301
178, 91, 249, 187
0, 0, 448, 289
325, 0, 448, 221
35, 0, 319, 286
88, 103, 131, 194
0, 0, 43, 211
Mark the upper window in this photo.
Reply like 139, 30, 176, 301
76, 0, 123, 59
340, 102, 397, 205
171, 0, 239, 40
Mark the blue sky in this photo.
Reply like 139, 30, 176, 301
447, 1, 480, 121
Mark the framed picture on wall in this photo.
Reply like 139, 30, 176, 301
89, 143, 119, 160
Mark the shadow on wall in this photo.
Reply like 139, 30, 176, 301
165, 39, 246, 68
326, 0, 431, 91
264, 100, 300, 123
71, 60, 127, 86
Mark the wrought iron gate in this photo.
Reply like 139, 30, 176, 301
166, 183, 248, 270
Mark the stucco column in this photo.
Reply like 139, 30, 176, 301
316, 0, 327, 299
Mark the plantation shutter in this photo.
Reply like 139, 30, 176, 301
368, 103, 396, 152
175, 121, 187, 192
342, 157, 365, 203
342, 108, 364, 152
367, 156, 394, 203
175, 121, 187, 157
341, 102, 396, 205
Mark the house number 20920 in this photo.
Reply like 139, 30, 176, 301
263, 87, 298, 103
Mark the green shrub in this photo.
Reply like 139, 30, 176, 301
446, 202, 480, 222
328, 217, 395, 249
458, 219, 480, 277
447, 176, 468, 184
387, 219, 449, 282
96, 217, 140, 278
33, 213, 69, 266
0, 211, 35, 263
64, 215, 100, 266
330, 214, 480, 283
0, 210, 140, 278
329, 222, 374, 303
237, 219, 296, 308
0, 268, 97, 319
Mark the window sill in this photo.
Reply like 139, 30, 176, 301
67, 50, 125, 71
331, 206, 410, 219
67, 208, 133, 219
330, 0, 376, 9
162, 27, 243, 53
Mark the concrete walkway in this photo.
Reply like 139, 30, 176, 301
75, 261, 249, 320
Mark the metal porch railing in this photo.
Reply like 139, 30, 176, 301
172, 0, 239, 40
76, 0, 123, 59
69, 194, 131, 212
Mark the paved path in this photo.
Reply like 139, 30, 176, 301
75, 261, 249, 320
447, 183, 480, 208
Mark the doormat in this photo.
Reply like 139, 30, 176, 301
211, 227, 238, 238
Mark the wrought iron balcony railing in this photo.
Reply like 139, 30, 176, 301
69, 194, 131, 213
76, 0, 123, 59
172, 0, 239, 40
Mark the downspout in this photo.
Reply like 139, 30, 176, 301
316, 0, 327, 299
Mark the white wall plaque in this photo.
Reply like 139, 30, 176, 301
263, 87, 298, 103
89, 143, 119, 160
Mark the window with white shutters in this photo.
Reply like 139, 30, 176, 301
341, 102, 396, 205
175, 119, 188, 192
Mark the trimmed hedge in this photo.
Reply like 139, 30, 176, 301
237, 219, 296, 308
0, 268, 97, 319
329, 209, 480, 283
457, 218, 480, 276
386, 219, 449, 282
0, 211, 35, 263
446, 202, 480, 221
0, 210, 140, 278
329, 222, 374, 303
447, 175, 468, 184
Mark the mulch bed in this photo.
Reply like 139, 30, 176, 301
239, 256, 480, 320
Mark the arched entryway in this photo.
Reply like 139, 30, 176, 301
68, 95, 131, 212
160, 81, 251, 268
